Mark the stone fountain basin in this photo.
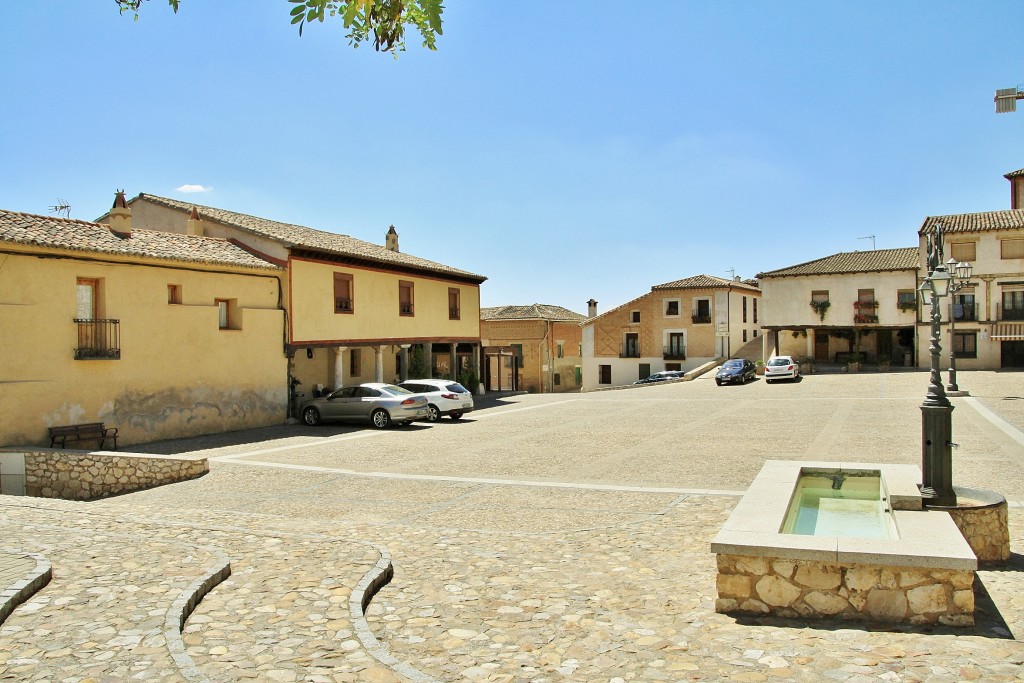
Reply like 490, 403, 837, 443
711, 460, 978, 625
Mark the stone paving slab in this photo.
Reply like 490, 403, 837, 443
0, 370, 1022, 681
0, 550, 50, 628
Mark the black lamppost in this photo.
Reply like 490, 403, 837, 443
917, 226, 957, 507
945, 257, 974, 393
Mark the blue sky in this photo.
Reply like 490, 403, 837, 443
2, 2, 1022, 313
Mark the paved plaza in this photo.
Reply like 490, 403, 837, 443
1, 369, 1023, 682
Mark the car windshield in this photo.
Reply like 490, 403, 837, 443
723, 361, 743, 368
379, 384, 413, 396
768, 358, 791, 366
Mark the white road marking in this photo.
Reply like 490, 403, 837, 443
963, 396, 1024, 449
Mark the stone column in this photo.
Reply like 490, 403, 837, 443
424, 344, 433, 378
375, 346, 385, 383
333, 347, 346, 390
449, 343, 457, 380
400, 344, 411, 382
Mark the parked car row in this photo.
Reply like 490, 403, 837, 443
713, 356, 801, 386
300, 379, 475, 429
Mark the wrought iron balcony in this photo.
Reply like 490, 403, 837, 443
620, 345, 641, 358
948, 303, 979, 322
335, 297, 353, 313
449, 307, 460, 319
400, 303, 414, 315
663, 346, 686, 360
691, 313, 712, 324
997, 304, 1024, 321
74, 319, 120, 360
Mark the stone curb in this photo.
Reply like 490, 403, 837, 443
163, 545, 233, 683
0, 548, 52, 626
350, 541, 439, 683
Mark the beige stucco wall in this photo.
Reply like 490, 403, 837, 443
0, 248, 287, 447
916, 230, 1024, 370
288, 256, 480, 345
760, 271, 919, 329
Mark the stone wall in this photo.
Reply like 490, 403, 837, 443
18, 450, 207, 501
946, 502, 1011, 564
715, 554, 975, 626
939, 487, 1012, 564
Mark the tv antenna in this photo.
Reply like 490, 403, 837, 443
726, 267, 736, 280
859, 235, 876, 250
49, 199, 71, 219
995, 85, 1024, 113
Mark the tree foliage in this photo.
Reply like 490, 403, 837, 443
115, 0, 443, 53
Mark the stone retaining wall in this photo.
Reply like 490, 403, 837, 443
937, 487, 1012, 565
715, 554, 975, 626
15, 450, 207, 501
946, 503, 1011, 564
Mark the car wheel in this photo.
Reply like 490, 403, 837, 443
449, 412, 463, 420
426, 404, 441, 422
371, 409, 391, 429
716, 380, 722, 386
302, 407, 321, 426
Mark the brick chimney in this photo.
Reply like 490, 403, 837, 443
587, 298, 598, 317
108, 190, 132, 237
186, 206, 204, 236
1006, 168, 1024, 209
385, 225, 399, 252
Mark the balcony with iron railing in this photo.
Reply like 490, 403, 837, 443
335, 297, 353, 313
399, 303, 414, 316
997, 304, 1024, 321
853, 300, 879, 324
74, 319, 120, 360
691, 313, 712, 324
948, 302, 979, 322
663, 346, 686, 360
449, 307, 460, 319
620, 344, 641, 358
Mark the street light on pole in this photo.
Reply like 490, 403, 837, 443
919, 225, 957, 508
945, 257, 974, 394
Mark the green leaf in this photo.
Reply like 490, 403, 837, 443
290, 5, 306, 17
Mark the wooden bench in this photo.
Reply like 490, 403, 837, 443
48, 422, 118, 450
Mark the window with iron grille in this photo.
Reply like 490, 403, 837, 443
334, 273, 353, 314
448, 288, 460, 320
399, 281, 414, 316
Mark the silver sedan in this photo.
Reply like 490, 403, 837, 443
300, 383, 428, 428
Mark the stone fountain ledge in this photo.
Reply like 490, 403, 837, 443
711, 460, 978, 626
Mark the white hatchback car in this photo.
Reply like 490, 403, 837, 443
764, 356, 801, 383
398, 379, 475, 421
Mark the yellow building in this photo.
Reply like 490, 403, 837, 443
101, 194, 487, 407
480, 304, 586, 393
0, 197, 287, 447
582, 275, 761, 389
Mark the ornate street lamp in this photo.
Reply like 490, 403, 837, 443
919, 226, 956, 507
945, 257, 974, 393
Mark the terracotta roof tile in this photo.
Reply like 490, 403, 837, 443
919, 209, 1024, 235
757, 248, 918, 278
0, 209, 280, 270
652, 274, 760, 292
125, 194, 486, 283
480, 304, 587, 322
1003, 168, 1024, 179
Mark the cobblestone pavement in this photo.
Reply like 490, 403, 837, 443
0, 370, 1022, 681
